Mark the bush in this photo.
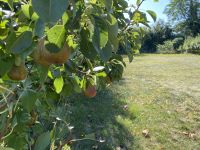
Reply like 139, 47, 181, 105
157, 40, 175, 54
173, 37, 184, 49
180, 35, 200, 54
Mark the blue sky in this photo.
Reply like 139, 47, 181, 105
128, 0, 170, 23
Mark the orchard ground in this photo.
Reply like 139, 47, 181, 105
60, 54, 200, 149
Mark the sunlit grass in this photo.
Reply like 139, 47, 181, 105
62, 54, 200, 149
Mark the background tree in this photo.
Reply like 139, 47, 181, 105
140, 19, 174, 53
164, 0, 200, 36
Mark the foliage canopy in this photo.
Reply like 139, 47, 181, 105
0, 0, 156, 149
164, 0, 200, 36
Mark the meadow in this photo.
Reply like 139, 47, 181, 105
61, 54, 200, 150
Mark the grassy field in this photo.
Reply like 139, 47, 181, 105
62, 54, 200, 150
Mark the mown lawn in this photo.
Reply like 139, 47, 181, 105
60, 54, 200, 150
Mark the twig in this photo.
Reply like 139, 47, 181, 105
0, 85, 14, 94
121, 0, 146, 32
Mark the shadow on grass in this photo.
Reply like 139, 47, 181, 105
64, 88, 138, 150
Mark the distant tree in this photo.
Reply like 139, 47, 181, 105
164, 0, 200, 36
140, 19, 174, 53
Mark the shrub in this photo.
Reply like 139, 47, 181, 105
180, 35, 200, 54
157, 40, 175, 54
173, 37, 184, 49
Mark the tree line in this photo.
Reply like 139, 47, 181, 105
141, 0, 200, 53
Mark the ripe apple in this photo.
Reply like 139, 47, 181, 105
33, 39, 71, 66
8, 64, 27, 81
84, 85, 97, 98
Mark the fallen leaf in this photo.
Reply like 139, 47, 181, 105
189, 133, 196, 139
123, 105, 128, 110
142, 129, 150, 138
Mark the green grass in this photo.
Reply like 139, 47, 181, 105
59, 54, 200, 150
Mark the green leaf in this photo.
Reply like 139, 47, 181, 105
132, 11, 147, 23
96, 71, 107, 77
100, 29, 109, 49
20, 90, 38, 112
37, 65, 48, 83
62, 12, 69, 25
100, 42, 112, 62
93, 26, 108, 50
62, 144, 71, 150
6, 32, 17, 51
21, 4, 32, 19
34, 132, 50, 150
10, 31, 32, 54
34, 19, 45, 38
4, 134, 27, 150
0, 57, 14, 76
107, 14, 118, 37
71, 75, 82, 93
136, 0, 141, 6
147, 10, 157, 22
54, 77, 64, 94
107, 14, 119, 52
89, 0, 97, 4
101, 0, 113, 11
21, 43, 36, 60
92, 16, 108, 51
61, 82, 73, 97
32, 0, 69, 23
80, 29, 98, 59
45, 25, 66, 53
21, 4, 38, 20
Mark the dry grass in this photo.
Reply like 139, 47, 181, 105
116, 54, 200, 149
64, 54, 200, 150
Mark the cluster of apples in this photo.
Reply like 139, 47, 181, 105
7, 38, 98, 98
8, 38, 71, 81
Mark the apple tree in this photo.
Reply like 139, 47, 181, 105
0, 0, 156, 149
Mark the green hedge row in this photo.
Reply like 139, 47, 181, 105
180, 35, 200, 54
157, 35, 200, 54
